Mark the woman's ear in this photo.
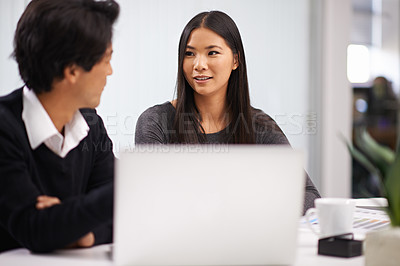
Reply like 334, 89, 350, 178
233, 53, 239, 70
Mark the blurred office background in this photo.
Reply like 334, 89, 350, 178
0, 0, 398, 199
350, 0, 399, 197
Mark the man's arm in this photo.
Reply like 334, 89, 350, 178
36, 195, 95, 248
35, 195, 61, 209
0, 168, 113, 252
81, 110, 115, 245
0, 112, 113, 253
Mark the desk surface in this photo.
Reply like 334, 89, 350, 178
0, 228, 364, 266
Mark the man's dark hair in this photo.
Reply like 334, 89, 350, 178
13, 0, 120, 94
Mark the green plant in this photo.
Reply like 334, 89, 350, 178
345, 128, 400, 226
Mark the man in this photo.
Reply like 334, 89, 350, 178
0, 0, 119, 253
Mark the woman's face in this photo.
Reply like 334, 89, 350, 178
183, 27, 238, 99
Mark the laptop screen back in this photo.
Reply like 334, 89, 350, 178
114, 145, 304, 265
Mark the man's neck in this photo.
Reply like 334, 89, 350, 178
36, 89, 77, 134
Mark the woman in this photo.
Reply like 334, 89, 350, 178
135, 11, 320, 213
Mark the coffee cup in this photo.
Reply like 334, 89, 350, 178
305, 198, 356, 238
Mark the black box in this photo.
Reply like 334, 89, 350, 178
318, 234, 363, 258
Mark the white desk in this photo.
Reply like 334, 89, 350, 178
0, 228, 364, 266
295, 229, 364, 266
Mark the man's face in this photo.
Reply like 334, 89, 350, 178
73, 44, 113, 109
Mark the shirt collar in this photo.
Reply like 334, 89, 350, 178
22, 86, 89, 157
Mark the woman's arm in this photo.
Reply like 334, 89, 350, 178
303, 176, 321, 214
253, 109, 321, 214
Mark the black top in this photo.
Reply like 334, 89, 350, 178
0, 88, 114, 253
135, 102, 321, 214
135, 102, 290, 144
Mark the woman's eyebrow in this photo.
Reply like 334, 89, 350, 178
186, 45, 223, 50
205, 45, 223, 50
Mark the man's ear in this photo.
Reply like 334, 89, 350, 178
233, 53, 239, 70
63, 64, 80, 84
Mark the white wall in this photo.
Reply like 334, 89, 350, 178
0, 1, 26, 93
0, 0, 321, 189
100, 0, 313, 163
319, 0, 353, 197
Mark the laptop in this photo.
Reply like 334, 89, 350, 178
114, 145, 305, 266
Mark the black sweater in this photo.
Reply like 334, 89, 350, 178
135, 102, 321, 214
0, 88, 114, 253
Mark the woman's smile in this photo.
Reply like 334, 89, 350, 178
193, 75, 213, 84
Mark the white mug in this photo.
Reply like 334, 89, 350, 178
305, 198, 356, 238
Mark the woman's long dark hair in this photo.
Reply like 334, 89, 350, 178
173, 10, 254, 143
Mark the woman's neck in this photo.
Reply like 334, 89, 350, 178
194, 94, 229, 134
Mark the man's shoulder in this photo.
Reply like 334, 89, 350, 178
0, 88, 23, 110
79, 108, 99, 125
0, 89, 27, 147
79, 108, 97, 117
0, 88, 23, 126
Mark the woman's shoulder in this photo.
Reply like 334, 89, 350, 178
137, 101, 175, 123
135, 102, 176, 144
251, 107, 278, 126
250, 107, 289, 145
141, 101, 175, 116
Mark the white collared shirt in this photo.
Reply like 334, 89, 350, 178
22, 87, 89, 158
